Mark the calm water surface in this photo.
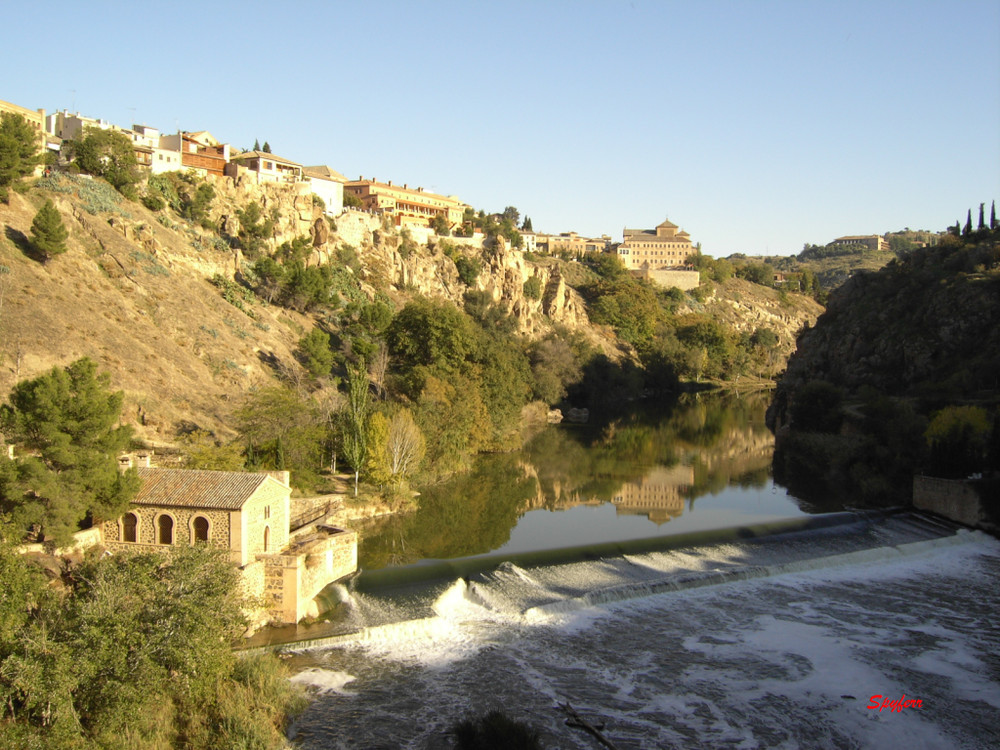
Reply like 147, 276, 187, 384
355, 389, 824, 575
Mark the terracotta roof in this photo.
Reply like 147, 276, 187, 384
230, 150, 302, 167
132, 467, 279, 510
303, 165, 348, 183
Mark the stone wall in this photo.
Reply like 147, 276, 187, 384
638, 268, 701, 291
104, 506, 232, 552
913, 475, 1000, 530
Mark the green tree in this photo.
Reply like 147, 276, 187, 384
262, 141, 272, 153
178, 430, 245, 471
430, 213, 451, 236
340, 364, 370, 496
925, 405, 991, 478
364, 411, 391, 486
963, 209, 972, 236
454, 254, 482, 285
66, 126, 141, 199
253, 138, 261, 151
387, 297, 481, 378
298, 326, 335, 378
29, 199, 69, 262
521, 216, 533, 232
236, 200, 274, 256
235, 386, 327, 489
523, 275, 542, 300
0, 541, 304, 748
0, 358, 139, 545
0, 112, 41, 202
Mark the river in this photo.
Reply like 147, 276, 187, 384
271, 391, 1000, 748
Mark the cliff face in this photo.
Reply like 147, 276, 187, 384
768, 234, 1000, 432
0, 177, 597, 446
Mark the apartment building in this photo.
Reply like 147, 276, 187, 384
344, 177, 467, 229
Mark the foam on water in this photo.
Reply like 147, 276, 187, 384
287, 515, 1000, 749
288, 668, 356, 695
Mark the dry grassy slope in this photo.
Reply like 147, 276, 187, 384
685, 277, 824, 370
0, 189, 323, 447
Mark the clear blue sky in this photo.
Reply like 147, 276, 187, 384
4, 1, 998, 256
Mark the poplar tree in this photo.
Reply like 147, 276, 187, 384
978, 202, 986, 231
340, 363, 370, 496
29, 199, 69, 261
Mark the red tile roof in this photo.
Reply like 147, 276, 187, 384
132, 468, 278, 510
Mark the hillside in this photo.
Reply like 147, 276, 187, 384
1, 172, 822, 461
767, 229, 1000, 503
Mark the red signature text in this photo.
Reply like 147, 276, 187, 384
867, 694, 923, 712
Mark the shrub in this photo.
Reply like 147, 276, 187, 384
523, 275, 542, 300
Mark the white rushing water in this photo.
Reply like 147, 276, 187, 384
285, 514, 1000, 749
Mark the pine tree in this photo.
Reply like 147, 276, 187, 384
262, 141, 272, 153
30, 199, 69, 261
0, 112, 41, 202
253, 138, 260, 151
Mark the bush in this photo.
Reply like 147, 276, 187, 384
455, 255, 482, 286
523, 275, 542, 300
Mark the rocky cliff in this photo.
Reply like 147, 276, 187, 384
768, 232, 1000, 432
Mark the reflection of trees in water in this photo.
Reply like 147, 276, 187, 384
359, 453, 537, 568
359, 390, 778, 567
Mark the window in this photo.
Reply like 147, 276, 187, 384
158, 515, 174, 545
263, 526, 270, 552
123, 512, 138, 543
264, 505, 271, 519
193, 516, 209, 542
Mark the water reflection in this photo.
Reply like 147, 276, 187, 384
358, 390, 791, 569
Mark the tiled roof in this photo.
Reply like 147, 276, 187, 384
303, 165, 348, 183
230, 150, 302, 167
132, 468, 277, 510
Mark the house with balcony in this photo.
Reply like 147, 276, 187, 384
227, 150, 303, 184
160, 131, 230, 178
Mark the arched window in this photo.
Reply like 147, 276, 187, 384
123, 512, 138, 543
193, 516, 209, 543
158, 515, 174, 545
263, 525, 270, 553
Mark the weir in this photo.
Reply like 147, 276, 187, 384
242, 509, 965, 653
284, 511, 1000, 749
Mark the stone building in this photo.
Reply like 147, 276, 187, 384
828, 234, 889, 252
344, 177, 467, 229
103, 456, 357, 625
616, 218, 701, 291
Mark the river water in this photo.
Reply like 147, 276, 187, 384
273, 392, 1000, 748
